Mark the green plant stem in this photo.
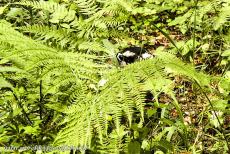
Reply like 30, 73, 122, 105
39, 66, 44, 120
192, 0, 198, 65
11, 90, 32, 125
195, 80, 230, 152
39, 79, 43, 120
151, 24, 179, 51
151, 23, 184, 59
221, 64, 229, 77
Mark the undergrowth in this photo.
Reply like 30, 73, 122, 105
0, 0, 229, 153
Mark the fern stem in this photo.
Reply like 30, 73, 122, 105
221, 64, 229, 77
10, 90, 33, 125
151, 22, 183, 58
192, 0, 198, 65
171, 95, 189, 150
151, 24, 179, 51
194, 80, 230, 152
29, 7, 34, 25
39, 79, 43, 120
39, 66, 44, 120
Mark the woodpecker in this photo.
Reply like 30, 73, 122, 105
116, 46, 153, 65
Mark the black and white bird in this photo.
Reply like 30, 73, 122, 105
116, 46, 153, 65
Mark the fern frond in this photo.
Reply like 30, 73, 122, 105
17, 0, 76, 23
155, 51, 211, 86
70, 0, 130, 39
18, 24, 78, 49
53, 58, 166, 151
0, 20, 104, 95
17, 0, 61, 12
75, 0, 99, 15
213, 4, 230, 30
0, 77, 13, 89
53, 49, 213, 152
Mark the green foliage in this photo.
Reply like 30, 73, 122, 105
17, 0, 76, 23
16, 0, 131, 39
0, 0, 229, 153
0, 19, 104, 152
53, 51, 213, 153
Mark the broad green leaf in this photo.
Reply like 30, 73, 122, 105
157, 139, 173, 152
209, 111, 224, 128
222, 49, 230, 57
45, 103, 68, 113
60, 23, 70, 29
0, 5, 8, 15
141, 140, 150, 151
23, 126, 39, 135
154, 151, 164, 154
6, 8, 24, 18
147, 108, 156, 118
166, 126, 176, 141
128, 141, 141, 154
13, 106, 22, 117
212, 100, 228, 111
63, 10, 76, 22
0, 59, 10, 64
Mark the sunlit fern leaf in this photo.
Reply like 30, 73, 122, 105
0, 77, 13, 89
53, 50, 213, 153
155, 51, 211, 86
70, 0, 130, 39
54, 58, 166, 152
18, 25, 77, 49
0, 66, 23, 73
74, 0, 99, 15
17, 0, 60, 12
0, 20, 104, 96
17, 0, 76, 23
213, 5, 230, 30
78, 41, 110, 54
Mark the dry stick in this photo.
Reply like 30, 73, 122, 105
195, 80, 230, 152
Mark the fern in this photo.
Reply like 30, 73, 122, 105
17, 0, 62, 12
15, 0, 131, 51
0, 18, 220, 153
18, 24, 78, 49
0, 0, 229, 153
75, 0, 99, 15
213, 0, 230, 30
17, 0, 76, 23
168, 0, 230, 33
0, 77, 13, 89
53, 52, 212, 153
0, 20, 103, 96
